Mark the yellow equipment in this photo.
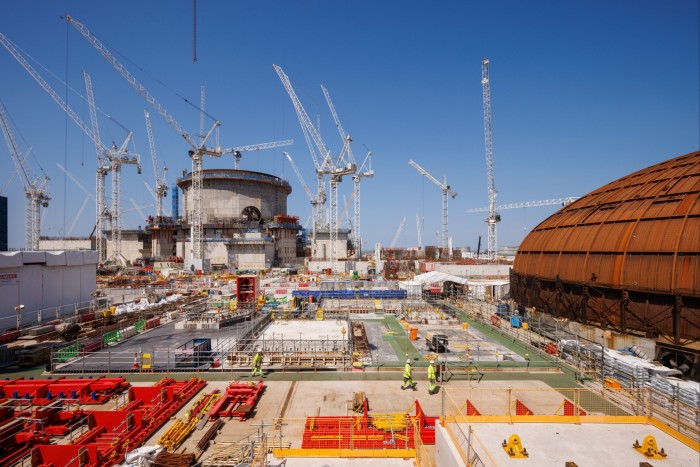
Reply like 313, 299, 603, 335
633, 435, 667, 459
502, 434, 528, 458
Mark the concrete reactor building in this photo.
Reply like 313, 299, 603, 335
511, 151, 699, 369
152, 168, 303, 270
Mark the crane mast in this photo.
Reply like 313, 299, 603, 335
284, 151, 319, 243
0, 33, 145, 261
389, 217, 406, 248
64, 14, 221, 264
321, 85, 357, 269
352, 150, 373, 259
408, 159, 456, 251
144, 110, 169, 219
482, 58, 500, 261
83, 70, 141, 266
416, 214, 422, 249
0, 101, 50, 251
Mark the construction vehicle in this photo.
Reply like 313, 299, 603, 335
426, 332, 448, 353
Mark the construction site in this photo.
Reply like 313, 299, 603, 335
0, 8, 698, 467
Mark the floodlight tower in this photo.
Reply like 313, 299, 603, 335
481, 58, 500, 261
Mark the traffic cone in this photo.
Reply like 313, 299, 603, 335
133, 352, 140, 370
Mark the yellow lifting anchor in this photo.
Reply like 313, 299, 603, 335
502, 434, 529, 458
633, 435, 668, 459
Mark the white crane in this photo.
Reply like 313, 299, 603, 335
283, 151, 320, 242
64, 14, 221, 266
467, 197, 581, 212
224, 140, 293, 169
389, 217, 406, 248
144, 109, 169, 220
351, 149, 373, 259
320, 84, 357, 267
481, 58, 499, 261
416, 214, 422, 249
56, 163, 149, 235
274, 64, 331, 235
0, 33, 142, 263
274, 65, 356, 269
0, 101, 50, 251
408, 159, 457, 251
84, 70, 141, 266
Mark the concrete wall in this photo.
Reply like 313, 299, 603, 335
0, 250, 97, 329
39, 238, 92, 251
311, 231, 350, 261
435, 423, 466, 467
181, 176, 289, 223
434, 263, 511, 278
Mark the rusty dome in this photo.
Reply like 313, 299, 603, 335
511, 151, 699, 349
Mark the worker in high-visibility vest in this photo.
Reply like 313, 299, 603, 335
251, 348, 264, 377
428, 360, 438, 395
401, 359, 416, 390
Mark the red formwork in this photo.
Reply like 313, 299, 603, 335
300, 399, 438, 450
9, 377, 129, 406
0, 419, 49, 466
28, 378, 205, 467
208, 381, 265, 420
31, 445, 100, 467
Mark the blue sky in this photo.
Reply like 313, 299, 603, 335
1, 1, 698, 251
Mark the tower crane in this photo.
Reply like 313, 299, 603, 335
283, 151, 321, 243
274, 64, 331, 235
144, 110, 169, 219
408, 159, 457, 251
320, 84, 357, 267
416, 214, 422, 249
274, 65, 356, 269
389, 217, 406, 248
0, 101, 50, 251
84, 70, 141, 266
0, 33, 141, 263
466, 197, 581, 212
481, 58, 499, 261
64, 14, 221, 266
224, 140, 293, 169
351, 149, 373, 259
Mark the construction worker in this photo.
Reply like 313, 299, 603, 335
251, 348, 264, 377
428, 360, 438, 395
401, 358, 416, 390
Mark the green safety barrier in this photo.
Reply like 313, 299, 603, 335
55, 345, 78, 362
104, 330, 119, 344
134, 320, 146, 332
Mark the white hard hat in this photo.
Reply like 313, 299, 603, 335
406, 359, 411, 364
430, 360, 435, 364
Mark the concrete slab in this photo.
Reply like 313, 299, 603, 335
459, 422, 699, 466
410, 322, 525, 363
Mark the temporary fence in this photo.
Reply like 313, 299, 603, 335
439, 386, 700, 461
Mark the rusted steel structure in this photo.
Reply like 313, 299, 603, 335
511, 151, 699, 353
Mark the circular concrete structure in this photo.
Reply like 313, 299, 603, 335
177, 169, 292, 224
511, 151, 700, 352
